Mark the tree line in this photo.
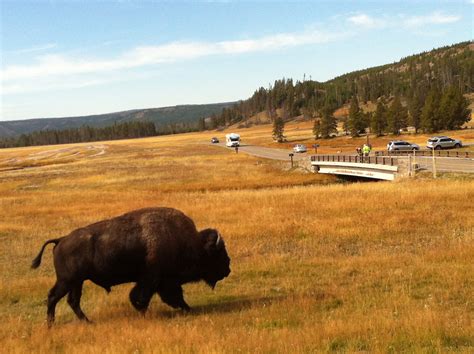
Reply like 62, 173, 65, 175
0, 121, 159, 148
0, 119, 216, 148
208, 41, 473, 137
338, 84, 470, 138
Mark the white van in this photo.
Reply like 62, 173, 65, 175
225, 133, 240, 147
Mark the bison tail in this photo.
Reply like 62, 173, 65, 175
31, 238, 62, 269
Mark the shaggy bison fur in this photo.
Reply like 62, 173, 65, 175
31, 207, 231, 326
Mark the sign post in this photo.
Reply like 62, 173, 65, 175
289, 153, 294, 168
312, 144, 320, 154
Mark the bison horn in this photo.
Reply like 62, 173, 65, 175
216, 231, 223, 248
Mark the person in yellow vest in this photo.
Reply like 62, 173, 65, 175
362, 144, 371, 157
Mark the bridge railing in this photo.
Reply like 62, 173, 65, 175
311, 154, 398, 166
374, 150, 470, 158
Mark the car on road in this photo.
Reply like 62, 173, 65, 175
211, 137, 219, 144
427, 136, 462, 150
387, 140, 420, 152
293, 144, 307, 153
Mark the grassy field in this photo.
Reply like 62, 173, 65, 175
0, 127, 473, 353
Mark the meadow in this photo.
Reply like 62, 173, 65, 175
0, 126, 473, 353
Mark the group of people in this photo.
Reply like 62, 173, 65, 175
356, 143, 372, 157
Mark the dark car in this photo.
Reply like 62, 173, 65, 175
211, 137, 219, 143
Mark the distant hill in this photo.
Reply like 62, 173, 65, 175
0, 102, 235, 138
209, 41, 473, 129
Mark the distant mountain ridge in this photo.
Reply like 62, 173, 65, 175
0, 102, 235, 138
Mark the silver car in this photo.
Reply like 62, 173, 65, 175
387, 140, 420, 152
293, 144, 307, 153
427, 136, 462, 150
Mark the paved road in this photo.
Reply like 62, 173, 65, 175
413, 156, 474, 173
213, 143, 474, 174
215, 143, 308, 161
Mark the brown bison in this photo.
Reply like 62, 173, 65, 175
31, 207, 231, 326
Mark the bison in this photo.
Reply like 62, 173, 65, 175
31, 207, 231, 326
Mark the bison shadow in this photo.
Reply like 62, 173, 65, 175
163, 295, 288, 318
87, 294, 289, 324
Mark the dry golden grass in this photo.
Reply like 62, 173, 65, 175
0, 129, 473, 353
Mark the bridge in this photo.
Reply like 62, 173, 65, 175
213, 143, 473, 180
311, 151, 474, 180
311, 155, 401, 180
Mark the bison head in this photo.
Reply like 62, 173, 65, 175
199, 228, 231, 289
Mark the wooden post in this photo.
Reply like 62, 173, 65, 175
408, 154, 412, 177
289, 153, 294, 168
412, 149, 416, 176
432, 148, 437, 179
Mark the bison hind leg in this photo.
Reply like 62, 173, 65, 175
47, 280, 70, 327
67, 282, 91, 323
129, 283, 154, 314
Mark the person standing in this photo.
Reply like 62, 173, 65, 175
362, 144, 371, 161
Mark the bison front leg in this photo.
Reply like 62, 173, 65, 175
129, 283, 154, 314
157, 283, 191, 312
67, 282, 91, 323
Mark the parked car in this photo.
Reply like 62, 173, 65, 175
293, 144, 307, 153
427, 136, 462, 150
211, 137, 219, 143
387, 140, 420, 152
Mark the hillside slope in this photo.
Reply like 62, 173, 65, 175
210, 41, 472, 128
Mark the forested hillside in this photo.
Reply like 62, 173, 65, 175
2, 42, 472, 148
0, 121, 158, 148
209, 41, 472, 137
0, 102, 234, 138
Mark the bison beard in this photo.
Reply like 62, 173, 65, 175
31, 207, 231, 327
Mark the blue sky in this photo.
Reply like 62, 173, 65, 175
1, 0, 472, 121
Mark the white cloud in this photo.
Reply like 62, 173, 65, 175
2, 77, 111, 95
347, 11, 461, 30
348, 14, 385, 28
5, 43, 57, 55
402, 12, 461, 28
1, 29, 347, 94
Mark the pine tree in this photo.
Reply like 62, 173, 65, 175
272, 117, 286, 142
341, 117, 349, 135
408, 90, 423, 133
370, 100, 387, 136
347, 96, 364, 137
197, 118, 206, 131
439, 86, 471, 130
387, 96, 407, 135
318, 105, 337, 138
312, 119, 321, 139
421, 87, 441, 133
